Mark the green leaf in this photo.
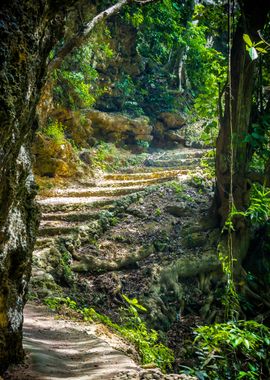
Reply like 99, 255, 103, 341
249, 47, 258, 60
256, 47, 267, 53
254, 40, 265, 46
243, 339, 250, 349
243, 34, 253, 47
232, 337, 243, 347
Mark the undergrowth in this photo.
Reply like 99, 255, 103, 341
42, 120, 66, 144
44, 294, 174, 372
182, 320, 270, 380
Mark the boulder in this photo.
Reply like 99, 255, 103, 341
152, 121, 165, 140
158, 112, 186, 130
85, 110, 153, 146
165, 130, 185, 145
32, 133, 77, 177
165, 203, 189, 217
153, 112, 186, 146
52, 108, 94, 148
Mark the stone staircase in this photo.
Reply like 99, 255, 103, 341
31, 148, 210, 295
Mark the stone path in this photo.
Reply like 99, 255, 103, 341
31, 148, 208, 292
34, 148, 206, 252
9, 148, 206, 379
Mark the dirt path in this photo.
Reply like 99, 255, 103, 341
6, 148, 205, 380
5, 302, 139, 380
5, 303, 194, 380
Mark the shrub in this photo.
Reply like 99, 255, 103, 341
42, 121, 66, 143
189, 320, 270, 380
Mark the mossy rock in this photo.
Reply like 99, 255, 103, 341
32, 133, 77, 177
52, 108, 94, 148
183, 232, 206, 248
158, 112, 186, 130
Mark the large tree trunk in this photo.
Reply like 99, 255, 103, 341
215, 1, 270, 264
0, 0, 84, 372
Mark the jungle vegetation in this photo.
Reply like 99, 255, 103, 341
0, 0, 270, 379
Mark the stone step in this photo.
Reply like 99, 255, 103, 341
35, 237, 55, 249
38, 225, 79, 237
103, 169, 189, 181
33, 247, 51, 256
144, 157, 201, 168
46, 186, 146, 198
147, 150, 206, 160
117, 166, 191, 174
38, 197, 118, 213
96, 175, 185, 188
40, 220, 78, 228
42, 210, 100, 222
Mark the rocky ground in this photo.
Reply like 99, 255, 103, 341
9, 146, 221, 379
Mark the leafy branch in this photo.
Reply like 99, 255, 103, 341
243, 33, 268, 61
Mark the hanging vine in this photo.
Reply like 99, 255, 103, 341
219, 0, 240, 320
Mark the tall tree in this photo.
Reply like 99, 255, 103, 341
215, 0, 270, 266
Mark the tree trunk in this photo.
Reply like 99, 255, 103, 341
0, 0, 84, 372
215, 0, 270, 263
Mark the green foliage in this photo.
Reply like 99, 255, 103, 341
89, 142, 147, 171
98, 210, 119, 229
154, 208, 161, 217
245, 114, 270, 159
168, 181, 184, 195
247, 185, 270, 224
121, 0, 227, 133
42, 121, 66, 143
224, 185, 270, 230
44, 295, 174, 372
119, 0, 190, 116
243, 34, 268, 61
124, 7, 144, 28
191, 320, 270, 380
115, 74, 145, 116
53, 29, 113, 110
59, 250, 73, 283
136, 140, 150, 150
186, 17, 226, 121
122, 294, 147, 312
218, 249, 240, 319
200, 149, 215, 178
90, 142, 125, 171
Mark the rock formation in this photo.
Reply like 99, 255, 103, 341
85, 109, 153, 145
0, 0, 84, 371
152, 113, 186, 146
32, 134, 78, 178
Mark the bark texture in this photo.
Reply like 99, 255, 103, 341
0, 0, 84, 372
215, 0, 270, 262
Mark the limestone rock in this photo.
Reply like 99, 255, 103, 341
152, 121, 165, 140
85, 109, 153, 146
165, 130, 185, 145
32, 134, 77, 178
52, 108, 94, 148
158, 113, 186, 130
0, 0, 72, 371
153, 113, 186, 146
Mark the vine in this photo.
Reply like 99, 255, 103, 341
219, 0, 239, 320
